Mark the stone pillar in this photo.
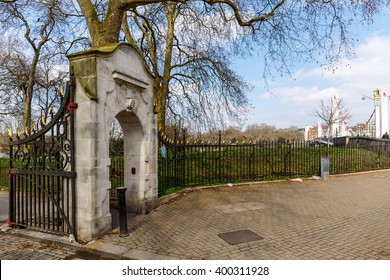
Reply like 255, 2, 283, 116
67, 43, 158, 241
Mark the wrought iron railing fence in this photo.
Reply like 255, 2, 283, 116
6, 71, 77, 237
157, 133, 390, 196
5, 134, 389, 198
109, 156, 124, 203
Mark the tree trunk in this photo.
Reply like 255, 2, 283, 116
77, 0, 125, 47
155, 2, 176, 131
155, 86, 166, 131
96, 3, 125, 46
23, 89, 32, 133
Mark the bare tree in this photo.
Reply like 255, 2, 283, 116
2, 0, 388, 132
0, 37, 29, 128
0, 35, 69, 131
33, 59, 68, 121
73, 0, 387, 130
314, 96, 352, 146
0, 0, 80, 132
121, 2, 251, 130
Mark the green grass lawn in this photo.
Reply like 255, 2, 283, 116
158, 144, 390, 195
2, 144, 390, 197
0, 158, 8, 191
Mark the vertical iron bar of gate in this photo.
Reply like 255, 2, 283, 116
254, 142, 258, 180
183, 130, 186, 187
29, 167, 33, 228
190, 141, 193, 184
228, 141, 232, 181
178, 131, 182, 186
252, 141, 255, 179
33, 157, 37, 228
189, 141, 192, 186
173, 130, 178, 188
283, 143, 287, 177
21, 145, 25, 225
239, 141, 242, 180
293, 141, 296, 176
8, 135, 14, 227
42, 131, 46, 229
218, 131, 222, 182
288, 141, 292, 177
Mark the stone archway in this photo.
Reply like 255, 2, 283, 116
68, 43, 158, 241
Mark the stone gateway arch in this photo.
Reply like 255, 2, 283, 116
68, 43, 158, 241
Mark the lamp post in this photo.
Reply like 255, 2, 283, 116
374, 89, 382, 138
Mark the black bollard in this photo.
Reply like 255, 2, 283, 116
116, 187, 129, 237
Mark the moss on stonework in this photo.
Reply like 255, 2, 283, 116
67, 43, 124, 100
90, 43, 122, 54
69, 55, 98, 100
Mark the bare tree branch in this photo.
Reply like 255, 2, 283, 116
314, 96, 352, 145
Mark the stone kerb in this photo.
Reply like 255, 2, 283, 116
68, 43, 158, 241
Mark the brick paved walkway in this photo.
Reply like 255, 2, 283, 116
100, 171, 390, 260
2, 171, 390, 260
0, 232, 79, 260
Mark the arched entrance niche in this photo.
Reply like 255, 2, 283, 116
68, 43, 158, 241
115, 110, 146, 214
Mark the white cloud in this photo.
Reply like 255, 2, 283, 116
276, 86, 340, 103
296, 35, 390, 87
248, 35, 390, 128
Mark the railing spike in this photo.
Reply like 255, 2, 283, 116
24, 127, 29, 136
8, 128, 13, 138
59, 85, 64, 96
17, 127, 21, 138
41, 115, 46, 126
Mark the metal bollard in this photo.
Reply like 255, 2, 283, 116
116, 187, 129, 237
321, 156, 330, 179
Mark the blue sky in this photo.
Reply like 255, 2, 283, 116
236, 10, 390, 129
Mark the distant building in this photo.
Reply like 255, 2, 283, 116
355, 120, 376, 137
304, 119, 377, 141
304, 124, 328, 141
297, 127, 306, 140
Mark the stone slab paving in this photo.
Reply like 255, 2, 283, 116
99, 171, 390, 260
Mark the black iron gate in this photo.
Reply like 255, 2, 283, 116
8, 70, 77, 239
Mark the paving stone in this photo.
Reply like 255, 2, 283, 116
123, 249, 181, 260
3, 171, 390, 260
99, 171, 390, 259
0, 232, 79, 260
